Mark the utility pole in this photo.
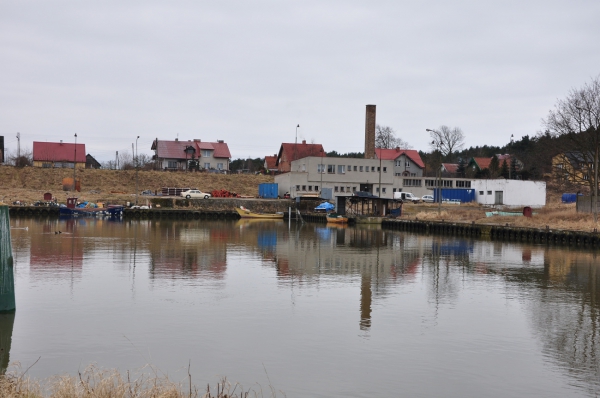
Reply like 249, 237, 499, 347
16, 132, 20, 166
136, 136, 140, 205
426, 129, 443, 215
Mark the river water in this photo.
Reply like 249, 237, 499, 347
6, 217, 600, 397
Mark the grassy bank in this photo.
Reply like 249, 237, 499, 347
0, 166, 274, 205
0, 366, 276, 397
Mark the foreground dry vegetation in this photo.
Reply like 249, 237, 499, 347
0, 166, 274, 205
0, 366, 278, 398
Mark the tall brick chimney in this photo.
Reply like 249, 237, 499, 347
364, 104, 376, 159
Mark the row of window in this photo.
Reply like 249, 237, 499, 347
394, 160, 412, 168
316, 164, 387, 174
167, 161, 224, 169
296, 185, 319, 192
420, 179, 472, 188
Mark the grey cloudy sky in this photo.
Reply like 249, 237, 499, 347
2, 0, 599, 162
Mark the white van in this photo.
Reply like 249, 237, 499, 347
393, 192, 421, 203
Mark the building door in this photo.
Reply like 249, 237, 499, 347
494, 191, 504, 205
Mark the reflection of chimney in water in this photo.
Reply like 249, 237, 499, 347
360, 274, 372, 330
0, 313, 15, 374
364, 105, 376, 159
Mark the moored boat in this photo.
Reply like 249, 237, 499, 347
59, 205, 124, 218
235, 206, 284, 219
326, 213, 348, 224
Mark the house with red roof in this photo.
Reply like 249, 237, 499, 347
264, 154, 279, 173
375, 148, 425, 177
33, 141, 86, 169
441, 163, 459, 175
275, 140, 326, 173
151, 138, 231, 171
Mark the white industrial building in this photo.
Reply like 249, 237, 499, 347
472, 180, 546, 207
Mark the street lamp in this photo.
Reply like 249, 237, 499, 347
426, 129, 442, 215
73, 133, 78, 192
135, 136, 139, 205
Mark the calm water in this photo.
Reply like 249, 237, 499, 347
6, 217, 600, 397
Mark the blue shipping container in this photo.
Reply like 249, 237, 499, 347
561, 193, 583, 203
433, 188, 475, 203
258, 183, 279, 199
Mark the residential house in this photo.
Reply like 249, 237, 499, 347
552, 152, 593, 184
264, 154, 279, 174
152, 139, 231, 171
86, 154, 101, 169
33, 141, 86, 169
275, 140, 326, 173
468, 155, 523, 174
441, 163, 459, 177
467, 157, 493, 173
375, 148, 425, 177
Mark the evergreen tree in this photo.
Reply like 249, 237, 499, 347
500, 159, 509, 178
489, 155, 500, 176
456, 157, 466, 177
509, 157, 517, 179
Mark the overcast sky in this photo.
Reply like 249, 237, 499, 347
2, 1, 599, 162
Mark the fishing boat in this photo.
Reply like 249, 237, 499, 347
326, 213, 348, 224
235, 206, 284, 219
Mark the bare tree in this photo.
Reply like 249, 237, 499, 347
544, 75, 600, 222
118, 150, 134, 170
428, 125, 465, 157
375, 125, 411, 149
6, 147, 33, 167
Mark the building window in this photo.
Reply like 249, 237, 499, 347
315, 186, 319, 191
353, 166, 358, 171
302, 185, 306, 191
371, 167, 375, 172
308, 186, 313, 191
296, 185, 300, 191
393, 188, 397, 192
317, 164, 325, 173
204, 162, 211, 169
340, 186, 345, 192
382, 188, 386, 193
202, 150, 211, 157
360, 166, 364, 172
405, 161, 410, 168
353, 187, 357, 192
376, 187, 379, 192
301, 164, 306, 172
456, 180, 471, 188
479, 191, 484, 195
410, 173, 416, 177
334, 186, 339, 192
327, 165, 335, 173
403, 179, 423, 187
487, 191, 492, 195
167, 161, 177, 169
217, 163, 223, 170
347, 165, 352, 172
443, 180, 452, 187
383, 167, 387, 172
395, 160, 401, 166
338, 165, 345, 174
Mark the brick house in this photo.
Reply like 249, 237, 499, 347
275, 140, 326, 172
151, 139, 231, 171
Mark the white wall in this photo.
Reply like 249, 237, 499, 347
471, 180, 546, 207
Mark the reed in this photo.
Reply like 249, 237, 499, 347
0, 365, 277, 398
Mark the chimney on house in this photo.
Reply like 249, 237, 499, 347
302, 140, 306, 144
60, 140, 63, 144
365, 104, 376, 159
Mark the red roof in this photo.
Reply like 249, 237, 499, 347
33, 142, 86, 163
264, 155, 278, 170
152, 140, 231, 159
375, 148, 425, 169
473, 157, 492, 169
442, 163, 459, 173
276, 141, 326, 165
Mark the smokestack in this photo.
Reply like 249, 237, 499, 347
365, 105, 376, 159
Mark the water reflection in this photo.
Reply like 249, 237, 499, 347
0, 313, 14, 374
8, 218, 600, 396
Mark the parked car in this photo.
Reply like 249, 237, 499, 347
180, 189, 211, 199
393, 192, 421, 203
442, 199, 461, 205
422, 195, 434, 203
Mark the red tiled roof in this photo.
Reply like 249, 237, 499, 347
33, 142, 86, 163
264, 155, 278, 170
442, 163, 459, 173
152, 140, 231, 159
375, 148, 425, 169
277, 141, 325, 165
473, 157, 492, 169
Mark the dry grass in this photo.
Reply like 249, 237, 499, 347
0, 166, 274, 205
0, 364, 281, 398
